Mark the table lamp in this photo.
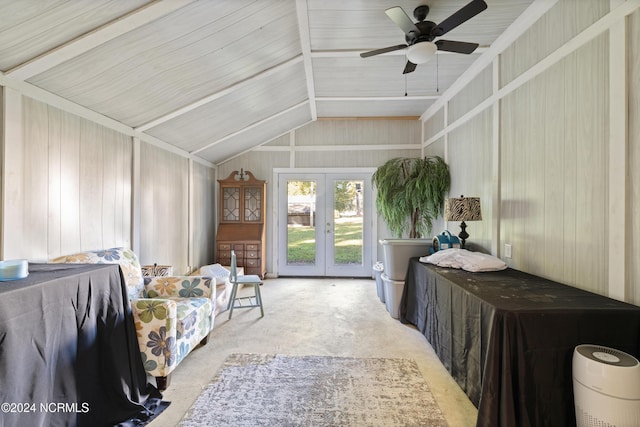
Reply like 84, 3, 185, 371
444, 195, 482, 249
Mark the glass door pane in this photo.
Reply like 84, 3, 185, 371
332, 180, 363, 266
286, 180, 317, 266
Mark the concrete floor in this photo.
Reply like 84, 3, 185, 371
148, 277, 478, 426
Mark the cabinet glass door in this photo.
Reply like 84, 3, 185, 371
244, 186, 262, 222
222, 187, 240, 222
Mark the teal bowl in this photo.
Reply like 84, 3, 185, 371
0, 259, 28, 281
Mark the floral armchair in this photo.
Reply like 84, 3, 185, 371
51, 247, 215, 390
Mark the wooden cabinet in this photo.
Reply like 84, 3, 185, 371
216, 170, 266, 278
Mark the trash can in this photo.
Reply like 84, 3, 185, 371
373, 262, 385, 303
381, 273, 404, 319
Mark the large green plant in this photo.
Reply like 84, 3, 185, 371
372, 156, 450, 238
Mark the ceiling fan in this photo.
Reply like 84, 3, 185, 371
360, 0, 488, 74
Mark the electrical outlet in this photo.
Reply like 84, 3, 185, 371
504, 244, 512, 258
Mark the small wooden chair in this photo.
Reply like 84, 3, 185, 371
227, 250, 264, 319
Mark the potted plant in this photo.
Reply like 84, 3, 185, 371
372, 156, 450, 280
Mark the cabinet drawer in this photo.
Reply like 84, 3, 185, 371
233, 243, 245, 251
218, 257, 230, 266
218, 243, 231, 251
246, 251, 259, 259
246, 244, 260, 251
244, 258, 260, 267
218, 250, 231, 259
234, 250, 244, 260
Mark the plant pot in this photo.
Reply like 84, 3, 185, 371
379, 239, 431, 281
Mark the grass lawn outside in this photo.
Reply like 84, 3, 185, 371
287, 217, 363, 265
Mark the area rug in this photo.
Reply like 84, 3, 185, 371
180, 353, 447, 426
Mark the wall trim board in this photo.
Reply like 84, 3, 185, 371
253, 144, 420, 152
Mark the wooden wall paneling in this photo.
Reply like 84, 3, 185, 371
423, 137, 444, 158
190, 161, 216, 269
264, 133, 290, 146
100, 126, 117, 247
536, 0, 582, 281
562, 51, 578, 286
448, 65, 492, 125
295, 119, 421, 146
78, 120, 104, 251
573, 35, 609, 295
608, 1, 629, 301
543, 61, 567, 281
499, 0, 608, 88
294, 149, 421, 168
47, 105, 63, 256
447, 110, 492, 253
523, 72, 546, 277
139, 142, 189, 273
630, 9, 640, 305
59, 111, 82, 255
423, 107, 445, 142
423, 137, 446, 235
22, 97, 49, 259
511, 84, 529, 271
499, 91, 514, 266
104, 127, 131, 248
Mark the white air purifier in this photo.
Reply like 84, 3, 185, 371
573, 344, 640, 427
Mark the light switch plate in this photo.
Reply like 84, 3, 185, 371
504, 243, 512, 258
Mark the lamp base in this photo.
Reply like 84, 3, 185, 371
458, 221, 469, 249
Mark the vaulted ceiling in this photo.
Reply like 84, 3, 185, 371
0, 0, 536, 165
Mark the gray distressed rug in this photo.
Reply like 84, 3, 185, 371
180, 353, 448, 426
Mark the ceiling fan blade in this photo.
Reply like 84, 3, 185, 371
402, 61, 417, 74
385, 6, 420, 36
431, 0, 487, 37
435, 39, 479, 54
360, 44, 408, 58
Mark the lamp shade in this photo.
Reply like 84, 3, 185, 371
407, 41, 437, 64
445, 196, 482, 222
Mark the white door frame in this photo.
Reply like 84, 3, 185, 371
272, 168, 377, 277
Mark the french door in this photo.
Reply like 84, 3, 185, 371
277, 171, 373, 277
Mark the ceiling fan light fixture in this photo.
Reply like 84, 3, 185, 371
407, 41, 437, 64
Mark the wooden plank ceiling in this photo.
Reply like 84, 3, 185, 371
0, 0, 535, 165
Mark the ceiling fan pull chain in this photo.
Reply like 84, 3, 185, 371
436, 53, 439, 93
404, 73, 408, 96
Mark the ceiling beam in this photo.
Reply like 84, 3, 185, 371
295, 0, 318, 121
192, 100, 310, 155
316, 96, 438, 102
6, 0, 196, 81
135, 55, 304, 132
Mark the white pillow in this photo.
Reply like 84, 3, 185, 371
420, 249, 507, 272
198, 263, 231, 282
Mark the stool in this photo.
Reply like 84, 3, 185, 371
227, 250, 264, 319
